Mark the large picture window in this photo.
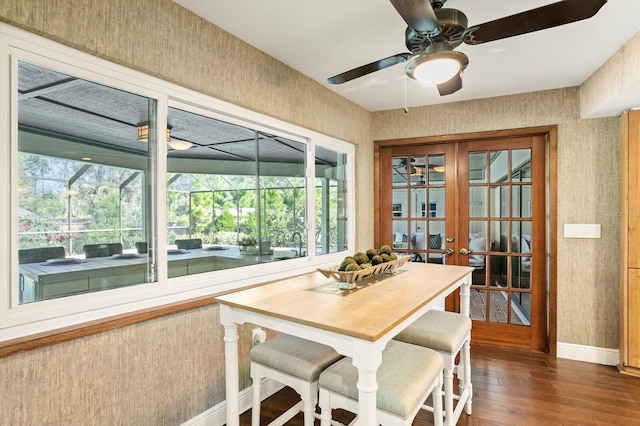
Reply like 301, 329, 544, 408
17, 61, 158, 303
2, 29, 353, 339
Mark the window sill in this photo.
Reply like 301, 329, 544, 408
0, 294, 218, 358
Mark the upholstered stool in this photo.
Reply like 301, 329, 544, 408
394, 309, 472, 426
318, 340, 444, 426
249, 334, 343, 426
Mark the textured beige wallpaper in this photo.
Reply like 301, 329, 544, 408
0, 0, 372, 424
581, 31, 640, 117
0, 0, 625, 424
372, 88, 620, 350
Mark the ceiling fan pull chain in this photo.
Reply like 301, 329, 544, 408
404, 76, 409, 114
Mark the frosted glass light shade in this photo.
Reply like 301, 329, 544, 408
406, 49, 469, 85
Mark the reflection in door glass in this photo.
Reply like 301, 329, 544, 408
512, 149, 531, 182
489, 292, 508, 323
392, 188, 408, 218
471, 289, 487, 321
392, 220, 409, 250
410, 221, 427, 250
469, 152, 487, 183
512, 221, 532, 253
469, 221, 488, 286
511, 292, 531, 325
429, 187, 445, 218
490, 221, 508, 252
428, 154, 445, 185
392, 157, 408, 187
512, 257, 531, 290
469, 186, 488, 217
512, 185, 532, 218
427, 220, 445, 265
490, 150, 509, 183
409, 155, 426, 186
428, 221, 445, 247
410, 188, 426, 218
489, 185, 509, 218
391, 152, 447, 264
490, 256, 507, 288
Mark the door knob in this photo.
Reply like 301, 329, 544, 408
459, 248, 470, 256
443, 248, 454, 257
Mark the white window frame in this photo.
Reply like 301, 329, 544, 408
0, 22, 355, 342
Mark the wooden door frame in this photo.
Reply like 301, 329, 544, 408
374, 126, 557, 355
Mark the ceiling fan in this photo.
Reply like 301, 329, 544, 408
327, 0, 607, 96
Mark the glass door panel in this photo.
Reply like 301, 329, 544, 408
409, 155, 426, 186
385, 145, 453, 266
392, 157, 408, 187
490, 150, 509, 183
469, 186, 488, 217
464, 146, 536, 332
409, 188, 426, 218
469, 152, 487, 183
428, 187, 445, 218
428, 154, 446, 185
490, 185, 509, 218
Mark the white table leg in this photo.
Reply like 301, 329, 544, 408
460, 273, 473, 416
459, 274, 471, 317
220, 305, 240, 426
351, 341, 382, 426
462, 335, 472, 414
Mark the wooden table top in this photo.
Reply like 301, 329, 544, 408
215, 262, 473, 341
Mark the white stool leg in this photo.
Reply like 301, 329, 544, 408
442, 355, 455, 426
433, 370, 444, 426
250, 366, 262, 426
319, 389, 332, 426
300, 383, 316, 426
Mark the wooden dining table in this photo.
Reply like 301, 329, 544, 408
216, 261, 474, 426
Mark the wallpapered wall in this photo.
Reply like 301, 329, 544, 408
372, 88, 620, 350
0, 0, 372, 424
0, 0, 623, 424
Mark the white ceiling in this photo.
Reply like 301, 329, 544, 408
174, 0, 640, 113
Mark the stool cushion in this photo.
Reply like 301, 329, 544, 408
394, 310, 471, 354
250, 335, 342, 382
319, 340, 443, 417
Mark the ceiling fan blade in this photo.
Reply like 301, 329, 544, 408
465, 0, 607, 44
389, 0, 439, 33
437, 73, 462, 96
327, 53, 413, 84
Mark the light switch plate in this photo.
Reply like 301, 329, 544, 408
563, 224, 601, 238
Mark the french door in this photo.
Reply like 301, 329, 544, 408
379, 134, 547, 350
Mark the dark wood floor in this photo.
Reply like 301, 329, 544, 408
239, 344, 640, 425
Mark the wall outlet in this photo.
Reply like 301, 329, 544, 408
252, 328, 266, 347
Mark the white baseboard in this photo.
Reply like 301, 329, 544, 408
556, 342, 619, 366
182, 379, 284, 426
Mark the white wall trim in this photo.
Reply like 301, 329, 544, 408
556, 342, 619, 366
181, 379, 284, 426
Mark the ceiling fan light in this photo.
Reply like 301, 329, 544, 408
406, 49, 469, 85
413, 58, 460, 84
167, 139, 193, 151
